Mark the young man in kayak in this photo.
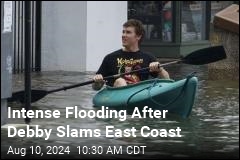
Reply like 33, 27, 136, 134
92, 19, 169, 90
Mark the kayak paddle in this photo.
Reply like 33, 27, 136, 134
8, 45, 226, 103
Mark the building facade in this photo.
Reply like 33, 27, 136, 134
7, 1, 237, 73
1, 1, 237, 125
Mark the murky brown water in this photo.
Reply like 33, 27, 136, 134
1, 64, 239, 159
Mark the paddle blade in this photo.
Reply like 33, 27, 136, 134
7, 90, 48, 103
183, 46, 227, 65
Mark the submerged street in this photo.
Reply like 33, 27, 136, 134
1, 64, 239, 159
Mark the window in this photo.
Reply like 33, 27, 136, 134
210, 1, 233, 23
181, 1, 206, 42
128, 1, 173, 42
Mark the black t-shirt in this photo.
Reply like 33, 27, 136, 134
96, 49, 159, 86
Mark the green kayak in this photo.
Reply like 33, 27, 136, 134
93, 75, 198, 118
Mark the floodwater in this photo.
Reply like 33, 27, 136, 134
1, 64, 239, 159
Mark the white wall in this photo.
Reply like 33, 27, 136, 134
86, 1, 127, 71
41, 1, 127, 72
42, 1, 87, 71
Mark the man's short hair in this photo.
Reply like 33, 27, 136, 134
123, 19, 145, 43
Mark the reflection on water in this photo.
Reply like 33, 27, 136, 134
1, 64, 239, 159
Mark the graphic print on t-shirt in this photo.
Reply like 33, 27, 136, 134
117, 57, 143, 84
